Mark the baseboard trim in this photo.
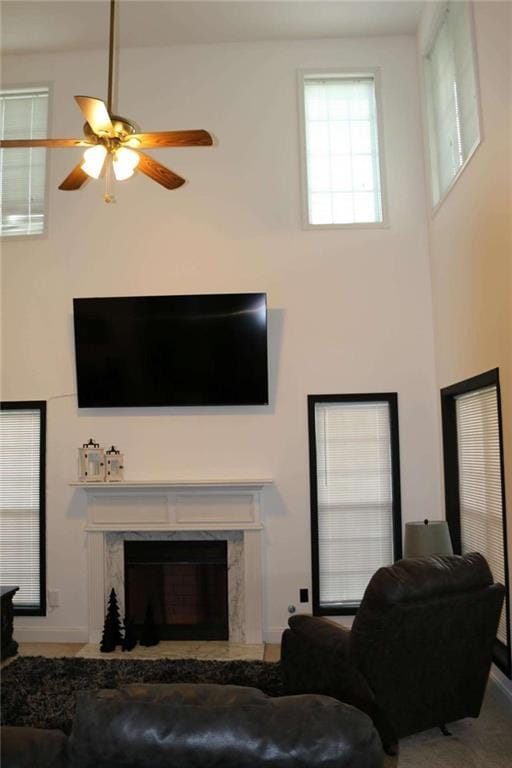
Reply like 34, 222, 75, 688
13, 626, 88, 643
490, 668, 512, 703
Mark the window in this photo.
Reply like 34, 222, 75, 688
441, 370, 511, 677
308, 394, 402, 615
299, 71, 385, 227
0, 402, 46, 615
0, 86, 49, 237
424, 2, 481, 207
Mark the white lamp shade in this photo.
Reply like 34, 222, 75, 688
81, 145, 107, 179
112, 147, 140, 181
404, 520, 454, 558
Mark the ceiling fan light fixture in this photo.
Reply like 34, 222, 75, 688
0, 0, 213, 194
81, 144, 107, 179
112, 146, 140, 180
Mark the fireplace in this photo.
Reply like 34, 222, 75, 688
76, 479, 270, 644
124, 540, 228, 640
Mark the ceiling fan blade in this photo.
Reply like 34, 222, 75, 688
75, 96, 113, 136
130, 130, 213, 148
0, 138, 89, 148
136, 152, 185, 189
58, 163, 89, 191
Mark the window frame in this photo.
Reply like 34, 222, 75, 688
308, 392, 402, 617
297, 67, 389, 230
0, 400, 47, 616
0, 82, 52, 241
422, 1, 483, 213
440, 369, 511, 678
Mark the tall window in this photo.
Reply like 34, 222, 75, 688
0, 402, 46, 615
308, 394, 402, 615
299, 71, 385, 227
424, 1, 481, 206
0, 86, 49, 237
441, 370, 511, 678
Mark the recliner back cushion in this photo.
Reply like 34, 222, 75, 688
356, 552, 493, 609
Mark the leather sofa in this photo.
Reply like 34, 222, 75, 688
2, 682, 384, 768
281, 553, 504, 753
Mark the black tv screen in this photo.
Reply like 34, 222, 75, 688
73, 293, 268, 407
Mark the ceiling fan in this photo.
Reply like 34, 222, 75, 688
0, 0, 213, 200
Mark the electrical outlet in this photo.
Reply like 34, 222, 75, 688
48, 589, 60, 608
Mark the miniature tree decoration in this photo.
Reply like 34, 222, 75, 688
140, 602, 159, 647
100, 588, 123, 652
122, 616, 137, 652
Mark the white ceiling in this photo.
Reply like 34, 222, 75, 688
2, 1, 425, 55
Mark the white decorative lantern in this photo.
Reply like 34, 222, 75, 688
106, 445, 124, 482
78, 439, 106, 482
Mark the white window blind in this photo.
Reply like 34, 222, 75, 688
0, 408, 43, 610
302, 75, 383, 226
0, 87, 49, 237
455, 386, 507, 644
314, 401, 395, 608
425, 2, 480, 205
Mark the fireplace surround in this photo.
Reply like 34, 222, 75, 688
72, 479, 271, 644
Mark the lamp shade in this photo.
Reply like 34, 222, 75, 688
404, 519, 453, 558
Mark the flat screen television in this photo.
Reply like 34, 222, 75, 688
73, 293, 268, 407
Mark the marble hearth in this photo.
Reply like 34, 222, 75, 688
72, 480, 271, 644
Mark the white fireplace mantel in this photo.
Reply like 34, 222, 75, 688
73, 479, 272, 644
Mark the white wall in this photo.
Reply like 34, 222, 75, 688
417, 0, 512, 693
1, 33, 441, 643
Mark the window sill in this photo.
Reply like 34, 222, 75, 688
302, 220, 390, 232
431, 136, 482, 218
1, 230, 48, 242
314, 604, 360, 617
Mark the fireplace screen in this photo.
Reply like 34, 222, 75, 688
124, 540, 228, 640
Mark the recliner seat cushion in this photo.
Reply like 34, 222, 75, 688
67, 683, 383, 768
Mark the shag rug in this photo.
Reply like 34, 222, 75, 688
1, 656, 282, 734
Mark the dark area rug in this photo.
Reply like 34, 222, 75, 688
1, 656, 283, 734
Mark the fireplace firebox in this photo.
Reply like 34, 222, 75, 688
124, 540, 228, 640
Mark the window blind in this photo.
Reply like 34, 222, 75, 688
303, 76, 383, 225
425, 1, 480, 204
0, 407, 43, 610
455, 386, 507, 644
0, 87, 49, 237
314, 401, 394, 607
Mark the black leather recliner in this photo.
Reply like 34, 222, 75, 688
281, 553, 504, 752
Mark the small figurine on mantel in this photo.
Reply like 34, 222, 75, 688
106, 445, 124, 482
78, 439, 105, 482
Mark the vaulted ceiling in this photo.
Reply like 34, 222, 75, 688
2, 1, 425, 55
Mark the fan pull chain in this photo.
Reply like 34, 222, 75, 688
104, 156, 116, 203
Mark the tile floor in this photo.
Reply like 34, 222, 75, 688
76, 640, 265, 661
3, 641, 280, 665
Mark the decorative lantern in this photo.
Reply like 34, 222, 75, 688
106, 445, 124, 482
78, 439, 106, 482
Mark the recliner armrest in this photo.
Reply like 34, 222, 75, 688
288, 614, 351, 655
281, 620, 398, 756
